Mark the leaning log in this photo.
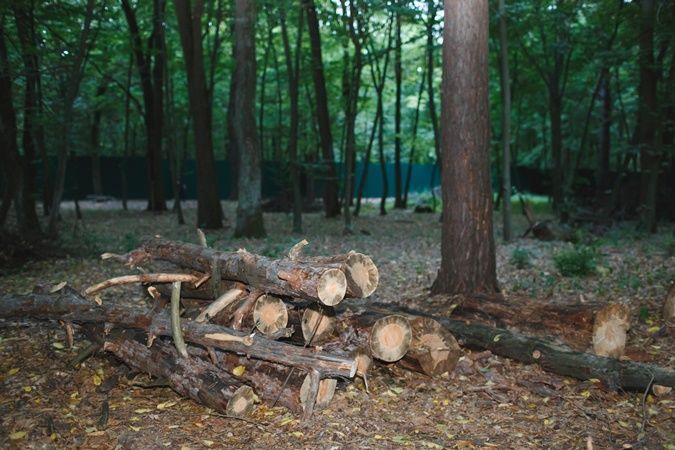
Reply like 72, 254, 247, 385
0, 290, 357, 380
124, 239, 348, 306
104, 331, 256, 417
386, 304, 675, 391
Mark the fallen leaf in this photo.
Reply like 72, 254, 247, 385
9, 431, 27, 440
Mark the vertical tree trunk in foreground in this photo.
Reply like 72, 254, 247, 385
174, 0, 223, 229
432, 0, 498, 296
233, 0, 266, 238
498, 0, 512, 242
303, 0, 340, 218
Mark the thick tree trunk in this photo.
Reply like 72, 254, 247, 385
233, 0, 265, 238
498, 0, 512, 242
432, 0, 498, 296
637, 0, 659, 232
174, 0, 223, 229
0, 27, 24, 230
13, 4, 42, 234
303, 0, 340, 218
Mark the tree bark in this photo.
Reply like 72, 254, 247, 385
303, 0, 340, 218
497, 0, 512, 242
233, 0, 266, 238
103, 331, 254, 417
174, 0, 223, 229
432, 0, 498, 296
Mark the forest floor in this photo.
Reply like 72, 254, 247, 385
0, 199, 674, 449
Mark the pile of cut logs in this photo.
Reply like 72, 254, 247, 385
1, 238, 673, 421
0, 238, 461, 419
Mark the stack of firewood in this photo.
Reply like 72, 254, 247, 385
80, 237, 461, 419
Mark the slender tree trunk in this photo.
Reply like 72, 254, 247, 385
498, 0, 512, 242
596, 69, 611, 199
90, 79, 108, 197
233, 0, 265, 238
47, 0, 97, 235
280, 5, 304, 233
393, 6, 404, 209
403, 66, 426, 206
303, 0, 340, 218
354, 100, 381, 217
341, 0, 364, 234
174, 0, 223, 229
637, 0, 659, 232
426, 0, 440, 167
121, 0, 167, 213
432, 0, 498, 296
259, 22, 273, 161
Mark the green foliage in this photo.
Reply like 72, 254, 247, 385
510, 248, 531, 269
553, 246, 597, 277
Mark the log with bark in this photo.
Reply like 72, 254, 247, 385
120, 238, 349, 306
385, 303, 675, 391
0, 289, 357, 380
104, 330, 257, 417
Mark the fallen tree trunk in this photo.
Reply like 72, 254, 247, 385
0, 290, 357, 379
384, 303, 675, 391
123, 238, 348, 306
446, 294, 599, 350
104, 331, 257, 417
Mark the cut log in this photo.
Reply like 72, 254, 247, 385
125, 239, 347, 306
287, 303, 337, 345
252, 294, 288, 336
308, 252, 379, 298
384, 303, 675, 391
370, 315, 413, 362
0, 290, 357, 379
399, 317, 461, 377
592, 303, 630, 358
103, 331, 255, 417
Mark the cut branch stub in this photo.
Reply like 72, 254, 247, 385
301, 304, 336, 344
592, 303, 630, 358
369, 315, 412, 362
402, 317, 461, 377
253, 294, 288, 336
